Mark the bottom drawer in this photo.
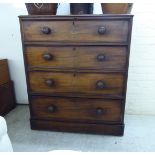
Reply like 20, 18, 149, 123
31, 96, 123, 123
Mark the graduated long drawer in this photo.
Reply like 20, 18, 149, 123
28, 71, 124, 96
30, 96, 123, 123
25, 46, 127, 70
21, 19, 129, 43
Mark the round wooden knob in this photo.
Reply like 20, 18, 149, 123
45, 79, 54, 87
98, 26, 106, 34
43, 53, 53, 61
41, 27, 51, 34
97, 54, 105, 62
96, 80, 105, 89
47, 105, 55, 113
96, 107, 104, 115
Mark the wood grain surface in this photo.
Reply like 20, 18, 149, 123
31, 96, 122, 123
0, 59, 10, 85
29, 71, 124, 96
22, 20, 129, 43
25, 46, 127, 70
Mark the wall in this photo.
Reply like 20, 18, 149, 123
126, 3, 155, 115
0, 3, 155, 115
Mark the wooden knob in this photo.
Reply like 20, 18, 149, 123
47, 105, 55, 113
98, 26, 106, 34
43, 53, 53, 61
97, 54, 105, 62
45, 79, 54, 87
96, 107, 104, 115
41, 27, 51, 34
96, 80, 105, 89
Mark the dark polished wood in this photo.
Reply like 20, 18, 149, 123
31, 96, 122, 123
0, 59, 16, 116
0, 59, 10, 85
25, 46, 127, 70
21, 19, 129, 43
0, 81, 16, 116
19, 15, 133, 136
31, 119, 124, 136
29, 71, 124, 95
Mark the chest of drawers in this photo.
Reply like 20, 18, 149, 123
19, 15, 133, 136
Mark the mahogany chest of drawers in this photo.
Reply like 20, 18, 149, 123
19, 15, 133, 136
0, 59, 16, 116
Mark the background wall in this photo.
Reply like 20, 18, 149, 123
0, 3, 155, 115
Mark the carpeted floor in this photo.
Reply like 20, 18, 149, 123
4, 105, 155, 152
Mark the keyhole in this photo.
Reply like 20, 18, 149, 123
73, 73, 76, 77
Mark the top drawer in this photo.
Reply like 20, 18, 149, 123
21, 20, 129, 43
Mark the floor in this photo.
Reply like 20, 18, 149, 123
4, 105, 155, 152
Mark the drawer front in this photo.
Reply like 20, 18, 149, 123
22, 20, 129, 42
29, 71, 124, 96
31, 97, 122, 123
25, 46, 127, 70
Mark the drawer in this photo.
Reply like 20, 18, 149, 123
21, 20, 129, 43
31, 96, 122, 123
29, 71, 124, 96
25, 46, 127, 70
